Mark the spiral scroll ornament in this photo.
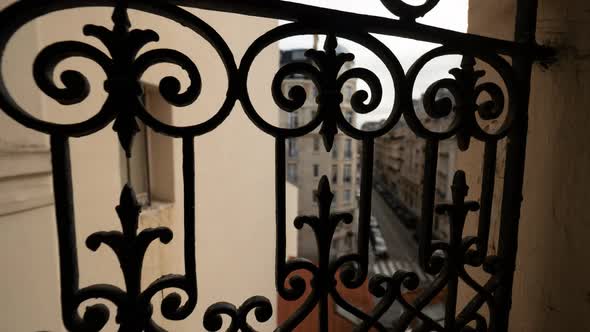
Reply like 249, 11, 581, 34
405, 49, 515, 149
30, 4, 204, 147
240, 24, 406, 141
393, 171, 501, 331
203, 297, 273, 332
273, 177, 425, 331
66, 185, 195, 331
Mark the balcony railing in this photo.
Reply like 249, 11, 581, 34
0, 0, 554, 331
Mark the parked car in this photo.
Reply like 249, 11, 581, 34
369, 216, 389, 259
374, 236, 386, 246
374, 237, 389, 259
370, 216, 379, 228
375, 244, 389, 259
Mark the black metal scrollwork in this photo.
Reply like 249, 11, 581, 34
274, 176, 418, 332
34, 4, 202, 155
391, 171, 502, 332
203, 297, 273, 332
404, 48, 515, 147
240, 23, 407, 141
0, 2, 238, 331
0, 0, 545, 330
82, 185, 177, 331
271, 33, 384, 151
0, 0, 238, 138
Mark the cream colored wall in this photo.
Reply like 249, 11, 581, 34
462, 0, 590, 331
0, 3, 289, 331
0, 7, 62, 330
285, 182, 299, 260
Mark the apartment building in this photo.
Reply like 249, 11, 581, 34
373, 100, 457, 240
279, 48, 360, 259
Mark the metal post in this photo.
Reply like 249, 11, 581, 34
495, 0, 539, 330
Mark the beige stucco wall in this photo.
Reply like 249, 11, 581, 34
0, 5, 61, 329
0, 3, 296, 331
462, 0, 590, 331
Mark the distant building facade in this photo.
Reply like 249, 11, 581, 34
373, 99, 457, 240
279, 48, 360, 259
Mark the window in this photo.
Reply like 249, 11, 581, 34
345, 231, 354, 250
332, 141, 339, 159
313, 137, 320, 152
313, 164, 319, 177
287, 164, 297, 183
344, 189, 352, 203
313, 190, 318, 203
345, 86, 353, 100
119, 83, 174, 207
122, 119, 151, 206
344, 139, 353, 160
345, 111, 354, 123
288, 138, 297, 157
333, 238, 341, 250
332, 165, 338, 184
344, 164, 352, 183
288, 113, 299, 128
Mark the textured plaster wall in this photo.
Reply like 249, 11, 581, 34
463, 0, 590, 330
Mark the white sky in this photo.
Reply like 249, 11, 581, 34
279, 0, 468, 125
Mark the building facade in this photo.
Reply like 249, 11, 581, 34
373, 100, 457, 241
279, 48, 360, 259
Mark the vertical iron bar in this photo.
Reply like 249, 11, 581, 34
317, 175, 331, 332
444, 258, 458, 330
419, 139, 439, 269
50, 134, 79, 330
275, 138, 287, 288
183, 136, 197, 301
357, 138, 374, 270
145, 126, 153, 206
477, 141, 497, 261
495, 0, 538, 330
319, 297, 328, 331
142, 89, 153, 206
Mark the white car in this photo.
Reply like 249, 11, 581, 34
374, 238, 389, 259
370, 217, 378, 227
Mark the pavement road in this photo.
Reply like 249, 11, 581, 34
371, 189, 441, 327
371, 189, 420, 264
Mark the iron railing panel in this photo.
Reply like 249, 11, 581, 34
0, 0, 551, 331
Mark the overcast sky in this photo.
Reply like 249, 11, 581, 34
279, 0, 468, 125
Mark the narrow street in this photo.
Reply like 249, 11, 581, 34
371, 189, 419, 264
370, 189, 444, 327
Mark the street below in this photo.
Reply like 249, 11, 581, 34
371, 189, 419, 263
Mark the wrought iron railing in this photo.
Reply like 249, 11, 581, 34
0, 0, 553, 331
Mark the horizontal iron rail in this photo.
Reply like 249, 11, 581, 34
175, 0, 543, 57
0, 0, 551, 61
